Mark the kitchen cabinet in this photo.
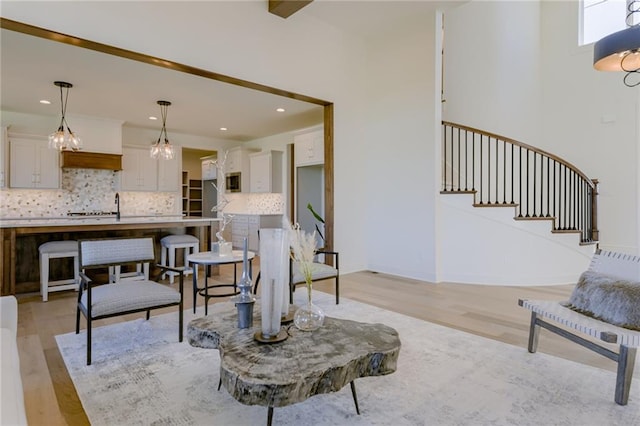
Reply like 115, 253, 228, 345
158, 146, 182, 192
225, 147, 244, 173
9, 135, 59, 189
231, 214, 283, 251
121, 146, 158, 191
294, 129, 324, 166
249, 150, 283, 193
223, 147, 257, 192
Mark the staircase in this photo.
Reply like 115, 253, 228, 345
441, 121, 599, 245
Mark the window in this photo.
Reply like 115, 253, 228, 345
581, 0, 630, 45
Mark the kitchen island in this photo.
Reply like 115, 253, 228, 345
0, 216, 220, 295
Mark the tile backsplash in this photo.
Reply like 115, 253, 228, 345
0, 169, 177, 218
223, 192, 285, 215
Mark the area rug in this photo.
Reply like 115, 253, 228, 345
56, 291, 640, 425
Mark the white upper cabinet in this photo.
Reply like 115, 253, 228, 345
158, 146, 182, 192
225, 147, 243, 173
249, 150, 283, 193
121, 146, 158, 191
9, 135, 60, 189
294, 129, 324, 166
224, 147, 257, 192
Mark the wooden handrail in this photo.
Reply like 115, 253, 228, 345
442, 121, 596, 188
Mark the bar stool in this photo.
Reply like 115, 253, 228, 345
160, 235, 199, 284
39, 240, 79, 302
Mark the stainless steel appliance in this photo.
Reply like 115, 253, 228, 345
226, 172, 241, 192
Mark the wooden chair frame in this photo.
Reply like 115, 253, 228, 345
519, 249, 640, 405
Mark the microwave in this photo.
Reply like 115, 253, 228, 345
226, 172, 241, 192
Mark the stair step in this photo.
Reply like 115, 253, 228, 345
472, 202, 519, 208
579, 240, 599, 246
514, 216, 555, 221
551, 229, 581, 234
440, 190, 476, 194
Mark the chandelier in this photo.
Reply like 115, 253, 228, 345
149, 100, 175, 160
49, 81, 82, 150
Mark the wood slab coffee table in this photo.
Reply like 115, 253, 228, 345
187, 301, 401, 425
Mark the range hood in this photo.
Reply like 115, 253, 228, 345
60, 151, 122, 171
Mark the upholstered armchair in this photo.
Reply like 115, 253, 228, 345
76, 237, 184, 365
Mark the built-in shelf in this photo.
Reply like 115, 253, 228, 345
189, 178, 202, 216
182, 171, 203, 216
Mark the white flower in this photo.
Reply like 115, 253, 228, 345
288, 222, 317, 284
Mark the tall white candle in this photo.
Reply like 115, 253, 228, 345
259, 228, 287, 337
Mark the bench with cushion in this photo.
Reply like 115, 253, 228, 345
76, 237, 184, 365
519, 249, 640, 405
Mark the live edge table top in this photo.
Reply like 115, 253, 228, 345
187, 301, 401, 408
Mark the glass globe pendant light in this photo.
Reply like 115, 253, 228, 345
150, 100, 175, 160
49, 81, 82, 150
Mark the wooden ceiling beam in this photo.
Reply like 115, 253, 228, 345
269, 0, 313, 19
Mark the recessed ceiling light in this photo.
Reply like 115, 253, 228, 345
276, 108, 285, 112
149, 116, 158, 120
39, 100, 51, 105
220, 127, 228, 131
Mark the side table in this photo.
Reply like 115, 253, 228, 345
187, 250, 255, 315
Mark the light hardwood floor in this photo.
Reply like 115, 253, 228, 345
15, 265, 616, 425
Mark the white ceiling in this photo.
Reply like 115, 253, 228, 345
0, 28, 324, 142
0, 1, 464, 143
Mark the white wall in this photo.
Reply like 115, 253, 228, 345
440, 194, 593, 285
443, 0, 542, 144
363, 12, 440, 281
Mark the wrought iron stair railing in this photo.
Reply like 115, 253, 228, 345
441, 121, 599, 244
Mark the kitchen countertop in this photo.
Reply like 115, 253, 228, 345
0, 215, 221, 295
0, 215, 220, 228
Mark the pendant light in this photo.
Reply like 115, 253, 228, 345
49, 81, 82, 150
150, 100, 175, 160
593, 1, 640, 87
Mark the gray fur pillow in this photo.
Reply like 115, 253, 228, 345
564, 270, 640, 330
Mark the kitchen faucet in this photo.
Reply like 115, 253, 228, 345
115, 192, 120, 221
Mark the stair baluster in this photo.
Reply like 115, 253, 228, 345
441, 121, 598, 244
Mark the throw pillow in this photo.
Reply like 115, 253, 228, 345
564, 270, 640, 331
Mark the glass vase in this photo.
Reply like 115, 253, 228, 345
294, 280, 325, 331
